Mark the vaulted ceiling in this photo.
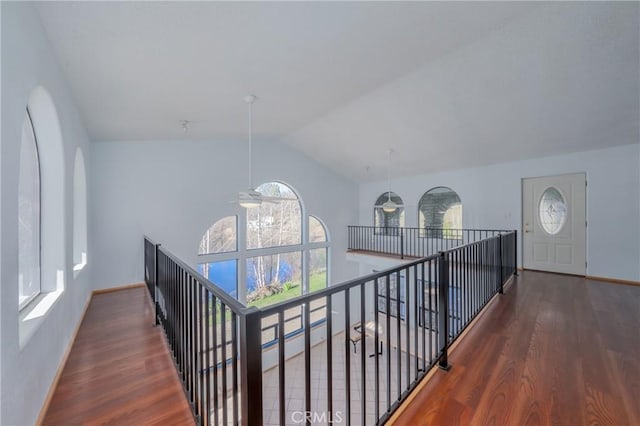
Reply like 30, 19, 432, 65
36, 2, 639, 182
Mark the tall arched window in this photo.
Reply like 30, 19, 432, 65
418, 187, 462, 238
18, 109, 41, 309
19, 86, 65, 332
197, 182, 330, 342
374, 192, 405, 235
73, 149, 88, 275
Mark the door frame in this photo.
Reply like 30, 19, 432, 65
520, 172, 588, 276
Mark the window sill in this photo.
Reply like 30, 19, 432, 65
19, 287, 64, 349
73, 261, 87, 279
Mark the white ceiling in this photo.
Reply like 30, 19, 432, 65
36, 2, 638, 182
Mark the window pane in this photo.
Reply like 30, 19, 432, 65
246, 252, 302, 307
309, 248, 327, 292
18, 111, 41, 308
309, 216, 327, 243
73, 150, 88, 271
247, 252, 303, 343
247, 182, 301, 249
377, 272, 405, 320
197, 259, 237, 298
309, 248, 327, 324
199, 216, 237, 255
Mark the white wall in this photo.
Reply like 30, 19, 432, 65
1, 3, 92, 425
359, 144, 640, 282
90, 138, 360, 290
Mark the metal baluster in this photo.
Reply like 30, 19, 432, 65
344, 289, 351, 426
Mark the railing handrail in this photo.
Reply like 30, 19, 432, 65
443, 230, 517, 253
154, 241, 249, 314
143, 234, 160, 246
348, 225, 513, 233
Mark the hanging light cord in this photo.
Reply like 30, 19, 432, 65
248, 99, 253, 189
387, 148, 393, 202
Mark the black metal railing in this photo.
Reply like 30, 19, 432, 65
347, 226, 510, 259
143, 237, 157, 300
151, 241, 255, 425
144, 230, 517, 425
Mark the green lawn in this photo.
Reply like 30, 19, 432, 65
248, 272, 327, 309
210, 272, 328, 321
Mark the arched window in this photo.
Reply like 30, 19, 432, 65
247, 182, 301, 249
418, 187, 462, 238
19, 86, 65, 339
197, 182, 330, 342
374, 192, 405, 235
18, 109, 41, 309
73, 149, 88, 275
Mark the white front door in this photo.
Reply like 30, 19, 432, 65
522, 173, 586, 275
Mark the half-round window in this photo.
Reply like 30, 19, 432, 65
539, 187, 567, 235
418, 187, 462, 237
247, 182, 301, 249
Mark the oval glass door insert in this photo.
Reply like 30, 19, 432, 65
539, 187, 567, 235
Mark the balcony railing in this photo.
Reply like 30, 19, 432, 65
144, 229, 517, 425
347, 226, 513, 259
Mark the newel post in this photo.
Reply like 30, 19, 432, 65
438, 251, 451, 371
514, 230, 519, 276
240, 308, 263, 425
498, 236, 504, 294
154, 243, 161, 326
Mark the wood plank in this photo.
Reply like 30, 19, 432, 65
392, 270, 640, 426
42, 287, 194, 426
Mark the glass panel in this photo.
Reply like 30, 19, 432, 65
418, 187, 462, 238
377, 273, 406, 320
309, 248, 327, 292
246, 252, 302, 307
539, 187, 567, 235
309, 248, 328, 324
18, 111, 41, 308
309, 216, 327, 243
198, 216, 237, 254
197, 259, 238, 298
247, 182, 301, 249
73, 150, 88, 271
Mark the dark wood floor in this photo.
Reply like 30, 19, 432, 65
394, 271, 640, 426
43, 286, 194, 425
